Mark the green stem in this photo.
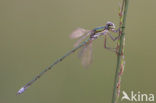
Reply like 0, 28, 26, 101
111, 0, 129, 103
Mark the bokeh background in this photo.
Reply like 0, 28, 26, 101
0, 0, 156, 103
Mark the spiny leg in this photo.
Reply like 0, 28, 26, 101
108, 32, 120, 41
104, 32, 120, 53
104, 35, 116, 52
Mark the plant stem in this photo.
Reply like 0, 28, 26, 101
111, 0, 129, 103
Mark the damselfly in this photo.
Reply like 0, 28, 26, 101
17, 21, 120, 95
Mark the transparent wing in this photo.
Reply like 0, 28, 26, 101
70, 28, 89, 39
73, 31, 91, 47
79, 40, 93, 68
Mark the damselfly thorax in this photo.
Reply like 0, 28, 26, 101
90, 26, 109, 39
70, 21, 119, 67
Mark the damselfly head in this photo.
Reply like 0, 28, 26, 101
106, 21, 116, 30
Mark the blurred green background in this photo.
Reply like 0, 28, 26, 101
0, 0, 156, 103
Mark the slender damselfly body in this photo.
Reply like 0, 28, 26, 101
17, 21, 120, 95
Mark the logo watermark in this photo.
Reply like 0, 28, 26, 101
121, 91, 155, 102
